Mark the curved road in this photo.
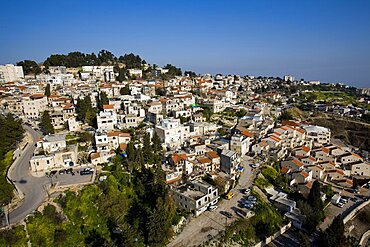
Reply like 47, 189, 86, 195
2, 126, 49, 226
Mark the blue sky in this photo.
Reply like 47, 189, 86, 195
1, 0, 370, 87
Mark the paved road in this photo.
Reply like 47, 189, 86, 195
2, 126, 96, 226
2, 126, 49, 226
168, 156, 258, 247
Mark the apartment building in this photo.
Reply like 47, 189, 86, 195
220, 149, 240, 175
172, 180, 219, 216
302, 125, 331, 145
155, 118, 190, 149
0, 64, 24, 83
22, 94, 48, 119
97, 108, 117, 131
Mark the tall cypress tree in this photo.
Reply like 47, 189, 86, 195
44, 84, 51, 97
41, 111, 55, 135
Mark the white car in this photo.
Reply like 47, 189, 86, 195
251, 163, 260, 168
337, 202, 344, 208
243, 188, 251, 195
208, 205, 218, 211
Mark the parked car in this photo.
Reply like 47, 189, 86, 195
58, 169, 65, 175
242, 188, 251, 195
226, 191, 234, 200
80, 170, 93, 176
250, 164, 259, 168
208, 205, 218, 211
247, 195, 257, 201
220, 211, 233, 218
337, 202, 344, 208
49, 170, 57, 176
339, 198, 348, 204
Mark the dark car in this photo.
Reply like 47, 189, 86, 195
350, 197, 357, 202
220, 211, 233, 218
80, 170, 93, 176
50, 170, 57, 176
58, 169, 65, 175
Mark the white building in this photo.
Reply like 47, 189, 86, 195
0, 64, 24, 83
95, 131, 131, 152
230, 134, 253, 156
172, 180, 219, 216
284, 75, 295, 82
22, 94, 48, 119
155, 118, 190, 149
302, 125, 331, 145
30, 134, 78, 172
97, 110, 117, 131
127, 69, 143, 78
81, 66, 115, 82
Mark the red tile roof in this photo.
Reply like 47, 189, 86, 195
293, 159, 304, 167
302, 146, 310, 153
172, 153, 187, 164
103, 104, 114, 109
206, 151, 219, 159
241, 130, 253, 138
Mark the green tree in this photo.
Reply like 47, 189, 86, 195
147, 197, 175, 246
319, 214, 346, 247
117, 68, 127, 82
76, 95, 96, 127
120, 85, 130, 95
309, 180, 324, 212
44, 84, 51, 97
152, 132, 161, 153
41, 111, 55, 135
143, 133, 153, 164
184, 71, 197, 77
97, 92, 109, 110
119, 53, 143, 69
202, 106, 213, 121
164, 64, 182, 77
16, 60, 41, 75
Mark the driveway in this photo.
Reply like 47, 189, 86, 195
168, 156, 258, 247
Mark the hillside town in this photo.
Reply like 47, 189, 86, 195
1, 56, 370, 246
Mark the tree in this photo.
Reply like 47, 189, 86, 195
120, 85, 130, 95
143, 133, 153, 164
202, 106, 213, 121
97, 92, 109, 110
164, 64, 182, 77
119, 53, 143, 69
98, 49, 116, 65
41, 111, 54, 135
147, 197, 175, 246
16, 60, 41, 75
309, 180, 324, 212
117, 68, 127, 82
184, 71, 197, 77
76, 95, 96, 127
44, 84, 51, 97
319, 214, 346, 247
152, 132, 161, 153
